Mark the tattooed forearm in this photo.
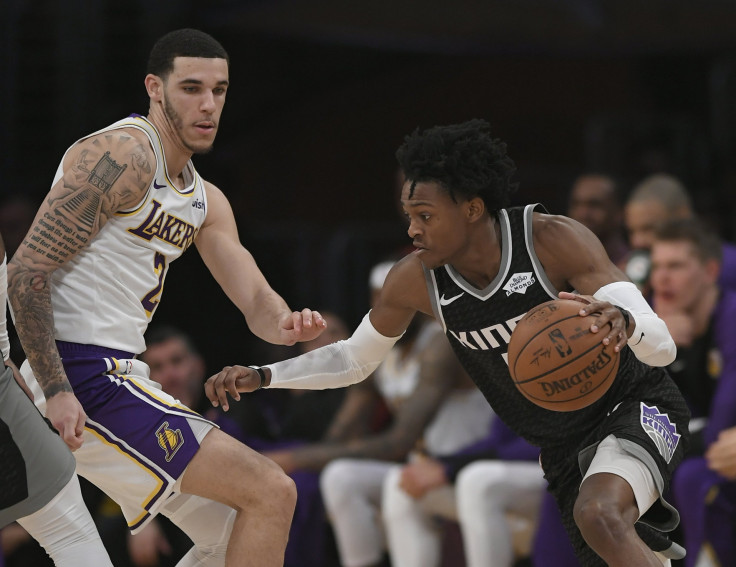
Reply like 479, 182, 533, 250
6, 259, 71, 398
23, 211, 89, 266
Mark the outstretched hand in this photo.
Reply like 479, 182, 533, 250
278, 309, 326, 345
558, 291, 630, 352
205, 365, 264, 411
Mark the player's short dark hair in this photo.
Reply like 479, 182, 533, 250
395, 119, 518, 214
147, 28, 229, 80
654, 218, 722, 264
144, 324, 200, 356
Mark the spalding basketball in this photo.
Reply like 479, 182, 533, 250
507, 299, 620, 412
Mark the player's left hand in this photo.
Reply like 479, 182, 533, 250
278, 309, 327, 345
558, 291, 630, 352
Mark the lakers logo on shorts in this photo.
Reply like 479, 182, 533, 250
156, 421, 185, 462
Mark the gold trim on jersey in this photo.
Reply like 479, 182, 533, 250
83, 426, 166, 522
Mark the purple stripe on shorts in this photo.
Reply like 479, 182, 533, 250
59, 343, 203, 483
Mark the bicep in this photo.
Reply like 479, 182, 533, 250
535, 214, 629, 295
369, 256, 432, 337
12, 133, 151, 274
195, 184, 270, 311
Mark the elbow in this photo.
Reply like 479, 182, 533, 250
630, 337, 676, 367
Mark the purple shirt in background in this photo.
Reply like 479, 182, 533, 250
702, 290, 736, 446
439, 414, 539, 481
719, 241, 736, 292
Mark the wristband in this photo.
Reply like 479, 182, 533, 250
614, 306, 631, 331
247, 365, 267, 390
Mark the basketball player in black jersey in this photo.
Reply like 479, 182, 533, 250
207, 119, 690, 566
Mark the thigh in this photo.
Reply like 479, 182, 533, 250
178, 427, 284, 509
582, 435, 658, 519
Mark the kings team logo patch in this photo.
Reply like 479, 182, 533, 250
503, 272, 535, 296
156, 421, 185, 462
640, 403, 681, 463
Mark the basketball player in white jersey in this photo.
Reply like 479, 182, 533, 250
7, 29, 325, 567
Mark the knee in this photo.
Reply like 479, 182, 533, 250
573, 495, 629, 544
456, 462, 506, 509
320, 459, 358, 510
381, 467, 415, 521
256, 463, 297, 512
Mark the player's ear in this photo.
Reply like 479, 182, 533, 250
145, 74, 164, 102
466, 197, 485, 222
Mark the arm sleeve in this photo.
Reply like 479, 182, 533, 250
593, 281, 676, 366
266, 312, 402, 390
0, 256, 10, 360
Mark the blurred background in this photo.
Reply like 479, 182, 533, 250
3, 0, 736, 371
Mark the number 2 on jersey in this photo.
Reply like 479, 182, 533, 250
141, 251, 166, 316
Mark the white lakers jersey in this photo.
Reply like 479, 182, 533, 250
50, 115, 207, 354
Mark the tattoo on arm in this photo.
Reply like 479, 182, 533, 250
6, 260, 71, 397
6, 132, 153, 398
54, 151, 127, 235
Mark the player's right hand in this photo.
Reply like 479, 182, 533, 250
205, 365, 263, 411
46, 391, 87, 451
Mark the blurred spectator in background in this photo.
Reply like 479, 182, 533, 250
381, 414, 545, 567
650, 219, 735, 455
567, 173, 629, 267
623, 174, 736, 296
649, 219, 736, 567
238, 311, 350, 567
310, 260, 492, 567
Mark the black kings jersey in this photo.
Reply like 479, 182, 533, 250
423, 204, 669, 449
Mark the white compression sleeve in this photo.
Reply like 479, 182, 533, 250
267, 312, 402, 389
593, 281, 676, 367
0, 255, 10, 360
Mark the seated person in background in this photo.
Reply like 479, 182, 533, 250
240, 311, 350, 567
648, 219, 736, 566
567, 173, 629, 267
265, 260, 492, 567
381, 414, 545, 567
623, 174, 736, 295
650, 218, 736, 455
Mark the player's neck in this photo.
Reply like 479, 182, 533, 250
452, 217, 502, 289
146, 110, 193, 182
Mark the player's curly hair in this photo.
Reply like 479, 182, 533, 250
396, 119, 518, 213
147, 28, 229, 80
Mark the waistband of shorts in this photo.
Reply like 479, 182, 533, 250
56, 341, 135, 360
